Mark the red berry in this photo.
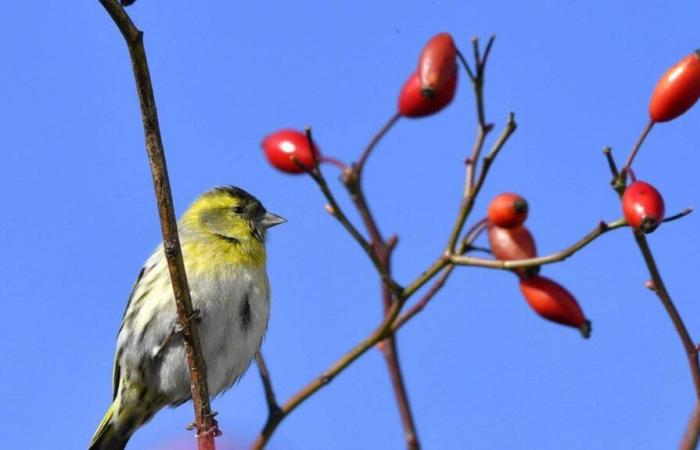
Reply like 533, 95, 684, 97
488, 225, 536, 262
519, 276, 591, 338
622, 181, 665, 233
261, 129, 320, 174
488, 225, 538, 277
398, 70, 457, 118
418, 32, 457, 97
487, 193, 529, 228
649, 50, 700, 123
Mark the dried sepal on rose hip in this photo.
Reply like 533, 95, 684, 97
398, 70, 458, 118
622, 180, 665, 233
487, 193, 529, 228
261, 129, 320, 174
418, 32, 457, 98
488, 225, 538, 277
649, 50, 700, 123
519, 276, 591, 338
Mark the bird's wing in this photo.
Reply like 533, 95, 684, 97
112, 265, 146, 400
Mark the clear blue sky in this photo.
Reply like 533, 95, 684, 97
2, 1, 699, 449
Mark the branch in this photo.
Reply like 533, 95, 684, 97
98, 1, 219, 448
604, 147, 700, 398
622, 119, 655, 175
344, 117, 420, 448
633, 231, 700, 398
446, 112, 516, 253
451, 218, 626, 269
355, 113, 401, 174
252, 295, 408, 450
255, 352, 281, 421
681, 401, 700, 450
393, 219, 489, 330
295, 145, 400, 293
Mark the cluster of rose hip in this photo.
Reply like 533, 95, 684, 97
259, 33, 700, 338
484, 193, 592, 337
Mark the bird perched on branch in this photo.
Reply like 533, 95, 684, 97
89, 186, 286, 450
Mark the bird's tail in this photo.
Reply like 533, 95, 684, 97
88, 402, 130, 450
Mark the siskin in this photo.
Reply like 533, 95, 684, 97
89, 186, 285, 450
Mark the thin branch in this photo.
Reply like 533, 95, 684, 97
380, 337, 420, 450
605, 147, 700, 398
622, 119, 655, 174
680, 401, 700, 450
355, 113, 401, 174
393, 219, 490, 330
393, 265, 455, 332
451, 218, 626, 269
632, 231, 700, 398
345, 114, 420, 449
98, 1, 218, 449
252, 294, 409, 450
294, 150, 400, 293
456, 49, 476, 81
255, 352, 281, 420
446, 113, 517, 253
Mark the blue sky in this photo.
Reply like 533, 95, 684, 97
2, 1, 700, 449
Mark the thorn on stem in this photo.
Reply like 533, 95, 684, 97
324, 204, 336, 216
645, 279, 657, 292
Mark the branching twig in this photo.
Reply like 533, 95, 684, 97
98, 1, 218, 448
252, 293, 409, 450
446, 112, 516, 253
605, 148, 700, 399
451, 218, 626, 269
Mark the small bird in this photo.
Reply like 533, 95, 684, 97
89, 186, 285, 450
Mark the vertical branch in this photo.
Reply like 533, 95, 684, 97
632, 232, 700, 398
605, 148, 700, 399
680, 402, 700, 450
98, 1, 218, 448
343, 119, 421, 448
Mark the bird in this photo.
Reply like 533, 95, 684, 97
89, 186, 286, 450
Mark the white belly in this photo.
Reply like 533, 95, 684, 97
155, 265, 270, 403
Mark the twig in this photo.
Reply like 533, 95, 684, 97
355, 113, 401, 174
446, 112, 517, 253
255, 352, 281, 420
344, 115, 420, 449
297, 131, 401, 294
622, 119, 655, 175
605, 148, 700, 398
98, 1, 218, 448
252, 294, 409, 450
680, 401, 700, 450
451, 218, 626, 269
632, 231, 700, 398
393, 218, 489, 330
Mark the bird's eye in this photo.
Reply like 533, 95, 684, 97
233, 206, 245, 214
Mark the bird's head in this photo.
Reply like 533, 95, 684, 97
182, 186, 286, 245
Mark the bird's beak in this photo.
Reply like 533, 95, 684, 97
259, 212, 287, 229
